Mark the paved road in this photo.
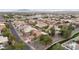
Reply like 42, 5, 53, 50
53, 33, 64, 43
8, 21, 32, 50
47, 28, 79, 50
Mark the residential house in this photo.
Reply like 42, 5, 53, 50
0, 36, 8, 49
0, 22, 6, 31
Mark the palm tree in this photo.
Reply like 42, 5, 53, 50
60, 23, 75, 39
39, 35, 52, 45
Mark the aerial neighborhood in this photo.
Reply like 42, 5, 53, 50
0, 10, 79, 50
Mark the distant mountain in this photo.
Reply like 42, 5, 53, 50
16, 9, 32, 12
0, 9, 79, 14
0, 9, 31, 12
18, 9, 79, 14
0, 9, 16, 12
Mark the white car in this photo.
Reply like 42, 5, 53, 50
0, 45, 4, 49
